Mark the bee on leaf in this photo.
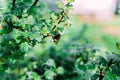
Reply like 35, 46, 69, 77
52, 30, 61, 43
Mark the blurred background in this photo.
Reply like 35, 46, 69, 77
66, 0, 120, 51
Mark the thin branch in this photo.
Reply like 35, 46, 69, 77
12, 0, 16, 9
52, 10, 65, 30
99, 75, 104, 80
29, 0, 39, 10
98, 67, 104, 80
42, 34, 52, 39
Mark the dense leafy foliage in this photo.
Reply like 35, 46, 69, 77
0, 0, 73, 79
0, 0, 73, 59
0, 0, 120, 80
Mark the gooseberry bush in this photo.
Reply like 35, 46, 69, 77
0, 0, 73, 59
0, 0, 73, 79
0, 0, 120, 80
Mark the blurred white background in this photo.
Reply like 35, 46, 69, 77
71, 0, 117, 20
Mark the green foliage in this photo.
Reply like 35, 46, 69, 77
0, 0, 120, 80
0, 0, 73, 79
0, 0, 72, 60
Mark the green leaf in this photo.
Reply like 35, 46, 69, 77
66, 3, 73, 10
32, 72, 39, 80
41, 27, 49, 35
50, 13, 57, 21
29, 32, 41, 42
111, 63, 120, 77
91, 74, 99, 80
10, 29, 21, 42
56, 1, 64, 9
20, 42, 31, 53
116, 42, 120, 50
12, 15, 19, 22
66, 0, 74, 3
44, 70, 56, 80
57, 27, 64, 32
98, 56, 107, 66
104, 72, 117, 80
23, 15, 35, 25
45, 59, 56, 68
56, 67, 64, 75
